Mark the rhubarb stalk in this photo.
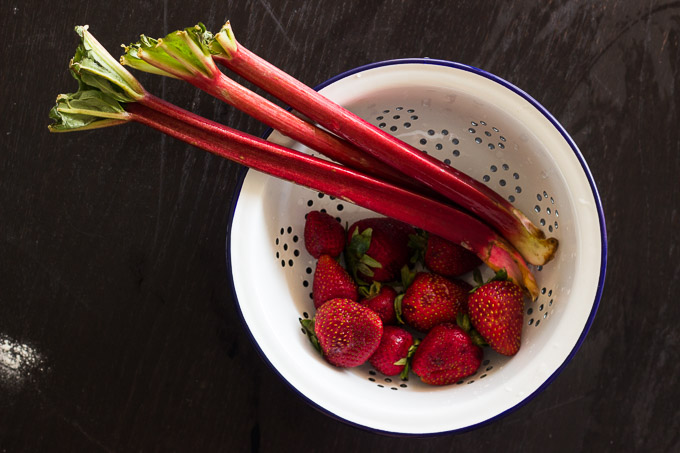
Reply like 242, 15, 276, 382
209, 22, 558, 266
118, 24, 423, 193
49, 26, 539, 299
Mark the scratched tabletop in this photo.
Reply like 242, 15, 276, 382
1, 1, 678, 451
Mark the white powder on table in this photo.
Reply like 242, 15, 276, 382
0, 335, 43, 389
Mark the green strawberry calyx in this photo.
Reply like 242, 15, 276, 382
394, 338, 421, 381
358, 281, 380, 299
470, 267, 509, 293
346, 227, 383, 284
394, 293, 405, 325
400, 265, 417, 289
299, 317, 322, 355
456, 312, 488, 347
393, 266, 416, 325
407, 228, 428, 265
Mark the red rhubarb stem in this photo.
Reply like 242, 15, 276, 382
125, 102, 538, 299
212, 26, 558, 266
128, 43, 426, 195
189, 73, 426, 192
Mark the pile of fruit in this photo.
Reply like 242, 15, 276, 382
48, 22, 558, 388
299, 210, 526, 386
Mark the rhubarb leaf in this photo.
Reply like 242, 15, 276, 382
70, 25, 145, 103
49, 87, 130, 132
122, 23, 217, 80
120, 38, 182, 79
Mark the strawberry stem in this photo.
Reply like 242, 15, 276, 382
407, 229, 428, 265
400, 266, 416, 290
456, 313, 487, 347
359, 281, 382, 299
397, 338, 420, 381
394, 294, 405, 325
299, 318, 322, 354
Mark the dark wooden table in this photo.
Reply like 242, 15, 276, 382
1, 1, 678, 451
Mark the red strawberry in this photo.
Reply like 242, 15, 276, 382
300, 298, 383, 367
411, 322, 483, 385
369, 326, 415, 377
346, 217, 415, 284
304, 210, 346, 258
397, 272, 471, 332
409, 230, 481, 277
359, 282, 398, 325
468, 275, 524, 356
313, 255, 358, 309
424, 234, 481, 277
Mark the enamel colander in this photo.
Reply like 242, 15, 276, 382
226, 59, 606, 435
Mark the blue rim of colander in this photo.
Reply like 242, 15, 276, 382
225, 58, 607, 436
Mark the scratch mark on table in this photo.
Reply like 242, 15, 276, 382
58, 414, 117, 453
257, 0, 298, 50
565, 0, 680, 101
659, 29, 670, 57
533, 392, 590, 417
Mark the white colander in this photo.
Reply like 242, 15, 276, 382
227, 59, 606, 435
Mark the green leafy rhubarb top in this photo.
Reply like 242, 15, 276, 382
209, 21, 239, 59
121, 21, 240, 80
49, 26, 145, 132
121, 23, 219, 79
72, 25, 145, 102
49, 88, 129, 132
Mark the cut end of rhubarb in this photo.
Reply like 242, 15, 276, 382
543, 237, 559, 262
508, 207, 560, 266
507, 228, 560, 266
527, 235, 559, 266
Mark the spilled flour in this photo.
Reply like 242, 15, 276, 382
0, 335, 43, 390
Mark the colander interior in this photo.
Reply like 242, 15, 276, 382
228, 60, 605, 435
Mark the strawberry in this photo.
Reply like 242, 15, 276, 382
359, 282, 398, 325
369, 325, 416, 377
300, 298, 383, 367
468, 271, 524, 356
409, 230, 481, 277
411, 322, 483, 385
397, 272, 471, 332
312, 254, 358, 309
304, 210, 346, 258
345, 217, 415, 284
423, 234, 481, 277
